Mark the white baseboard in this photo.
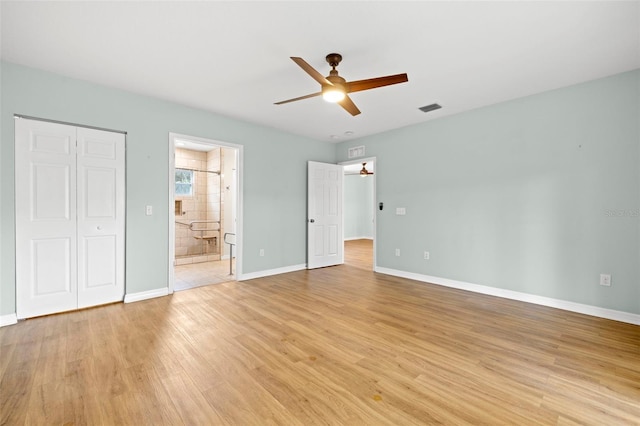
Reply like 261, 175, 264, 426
0, 313, 18, 327
239, 264, 306, 281
344, 236, 373, 241
124, 287, 169, 304
375, 267, 640, 326
2, 288, 171, 323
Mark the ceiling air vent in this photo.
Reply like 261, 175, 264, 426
348, 145, 365, 159
419, 103, 442, 113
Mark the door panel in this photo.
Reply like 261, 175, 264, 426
82, 236, 116, 288
328, 185, 338, 215
16, 119, 78, 318
32, 163, 71, 220
307, 161, 344, 269
313, 225, 324, 256
30, 131, 72, 154
328, 225, 338, 256
84, 137, 117, 159
32, 238, 72, 295
84, 168, 116, 218
77, 127, 125, 308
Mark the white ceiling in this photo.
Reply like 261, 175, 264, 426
2, 1, 639, 143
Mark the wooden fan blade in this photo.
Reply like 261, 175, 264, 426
274, 92, 322, 105
346, 73, 408, 93
291, 57, 332, 86
338, 95, 361, 116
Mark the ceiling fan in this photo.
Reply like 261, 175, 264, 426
275, 53, 408, 116
360, 162, 373, 177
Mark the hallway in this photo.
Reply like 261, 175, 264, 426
344, 239, 373, 271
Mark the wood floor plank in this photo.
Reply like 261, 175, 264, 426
122, 363, 186, 425
1, 239, 638, 424
161, 373, 226, 424
244, 367, 321, 425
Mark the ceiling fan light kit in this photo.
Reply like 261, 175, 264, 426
322, 86, 346, 102
275, 53, 408, 116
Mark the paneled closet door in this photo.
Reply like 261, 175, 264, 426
15, 118, 126, 319
76, 127, 125, 308
15, 119, 79, 318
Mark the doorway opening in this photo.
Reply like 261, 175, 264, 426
168, 133, 242, 292
340, 158, 376, 271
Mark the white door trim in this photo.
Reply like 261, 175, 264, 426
14, 114, 127, 135
168, 133, 243, 293
339, 156, 377, 271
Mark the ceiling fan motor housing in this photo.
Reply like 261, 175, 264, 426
326, 53, 343, 68
325, 73, 346, 91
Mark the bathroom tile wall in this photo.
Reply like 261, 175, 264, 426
175, 148, 211, 258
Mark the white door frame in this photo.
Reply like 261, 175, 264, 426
168, 132, 243, 292
339, 156, 377, 270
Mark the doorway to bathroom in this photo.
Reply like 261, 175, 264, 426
168, 133, 242, 292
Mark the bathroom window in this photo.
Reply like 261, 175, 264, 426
175, 169, 194, 196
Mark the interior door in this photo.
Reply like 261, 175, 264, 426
307, 161, 344, 269
76, 127, 125, 308
15, 119, 79, 318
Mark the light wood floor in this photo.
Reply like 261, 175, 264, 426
2, 240, 639, 425
344, 239, 374, 271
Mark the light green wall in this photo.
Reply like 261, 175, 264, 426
344, 174, 374, 239
2, 62, 638, 318
337, 70, 640, 315
0, 61, 335, 316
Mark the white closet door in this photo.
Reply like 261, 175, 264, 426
15, 119, 78, 318
76, 127, 125, 308
16, 118, 126, 319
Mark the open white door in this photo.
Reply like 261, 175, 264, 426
307, 161, 344, 269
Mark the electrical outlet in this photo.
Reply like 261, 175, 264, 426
600, 274, 611, 287
396, 207, 406, 215
145, 205, 153, 216
424, 251, 430, 260
395, 248, 400, 257
259, 249, 265, 257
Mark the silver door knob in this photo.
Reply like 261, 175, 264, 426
97, 226, 102, 230
309, 219, 315, 223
